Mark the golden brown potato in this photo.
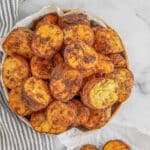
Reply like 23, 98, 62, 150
64, 41, 98, 71
80, 144, 99, 150
2, 27, 34, 58
103, 140, 130, 150
9, 86, 32, 116
82, 107, 111, 129
47, 101, 77, 134
58, 13, 90, 29
50, 64, 83, 102
71, 99, 90, 127
35, 13, 58, 29
31, 24, 63, 59
82, 54, 114, 78
81, 78, 118, 109
2, 55, 30, 89
30, 56, 53, 80
107, 69, 134, 102
31, 109, 51, 133
63, 24, 94, 46
22, 77, 51, 111
51, 53, 64, 67
94, 28, 124, 54
108, 53, 127, 68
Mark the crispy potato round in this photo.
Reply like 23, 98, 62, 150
63, 24, 94, 46
35, 13, 58, 29
51, 53, 64, 67
94, 28, 124, 54
47, 101, 77, 134
64, 41, 98, 71
31, 24, 63, 59
50, 64, 83, 102
2, 27, 34, 58
82, 107, 112, 129
107, 69, 134, 102
71, 99, 90, 127
2, 56, 30, 89
103, 140, 130, 150
108, 53, 127, 68
80, 144, 99, 150
22, 77, 51, 111
58, 13, 90, 29
81, 78, 118, 109
30, 56, 53, 80
31, 110, 51, 133
9, 86, 32, 116
82, 54, 114, 78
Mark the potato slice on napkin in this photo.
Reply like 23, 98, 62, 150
22, 77, 51, 111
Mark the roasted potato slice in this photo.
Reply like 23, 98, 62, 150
80, 144, 99, 150
63, 24, 94, 46
31, 24, 63, 59
50, 64, 83, 102
82, 54, 114, 78
94, 28, 124, 54
64, 41, 98, 71
22, 77, 51, 111
9, 86, 32, 116
30, 56, 53, 80
47, 101, 77, 134
82, 107, 111, 129
108, 53, 127, 68
81, 78, 118, 109
51, 53, 64, 67
107, 69, 134, 102
103, 140, 130, 150
58, 13, 90, 29
71, 99, 90, 127
2, 56, 30, 89
2, 27, 34, 58
35, 13, 58, 29
31, 110, 51, 133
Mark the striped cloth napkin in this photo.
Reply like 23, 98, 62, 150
0, 1, 62, 149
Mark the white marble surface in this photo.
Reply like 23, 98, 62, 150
18, 0, 150, 149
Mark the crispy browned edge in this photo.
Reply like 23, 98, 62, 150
102, 139, 131, 150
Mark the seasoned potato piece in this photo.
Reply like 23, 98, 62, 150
81, 78, 118, 109
58, 13, 90, 29
2, 27, 34, 58
103, 140, 130, 150
51, 53, 64, 67
108, 53, 127, 68
31, 24, 63, 59
30, 56, 53, 80
71, 99, 90, 127
47, 101, 77, 134
107, 69, 134, 102
83, 107, 111, 129
31, 110, 51, 133
2, 56, 30, 89
82, 54, 114, 78
94, 28, 124, 54
50, 64, 83, 102
22, 77, 51, 111
80, 144, 99, 150
35, 13, 58, 29
64, 41, 98, 71
9, 86, 32, 116
63, 24, 94, 46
